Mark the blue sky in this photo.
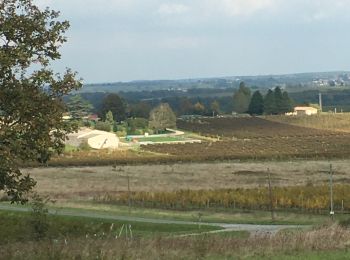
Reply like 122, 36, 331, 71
34, 0, 350, 83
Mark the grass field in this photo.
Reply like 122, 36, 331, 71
23, 160, 350, 202
0, 209, 219, 244
138, 136, 186, 142
1, 223, 350, 259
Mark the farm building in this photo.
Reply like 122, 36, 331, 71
294, 106, 318, 116
286, 106, 318, 116
66, 128, 119, 149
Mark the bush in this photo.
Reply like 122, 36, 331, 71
78, 140, 90, 151
28, 194, 49, 240
95, 121, 111, 132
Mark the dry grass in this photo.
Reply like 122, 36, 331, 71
265, 113, 350, 132
1, 224, 350, 259
25, 160, 350, 202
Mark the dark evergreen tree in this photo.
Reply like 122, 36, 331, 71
100, 94, 127, 122
67, 95, 93, 120
264, 89, 276, 115
281, 91, 293, 113
248, 91, 264, 115
274, 86, 284, 113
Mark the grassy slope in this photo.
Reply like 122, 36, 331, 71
0, 210, 220, 244
1, 201, 340, 226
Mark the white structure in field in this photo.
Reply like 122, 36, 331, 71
286, 106, 318, 116
66, 128, 119, 149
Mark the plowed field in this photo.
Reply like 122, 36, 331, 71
177, 117, 336, 139
142, 117, 350, 161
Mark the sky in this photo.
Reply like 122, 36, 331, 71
34, 0, 350, 83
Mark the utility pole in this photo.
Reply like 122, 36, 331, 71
329, 164, 334, 220
319, 93, 323, 113
267, 168, 275, 221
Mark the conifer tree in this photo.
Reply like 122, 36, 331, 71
248, 91, 264, 115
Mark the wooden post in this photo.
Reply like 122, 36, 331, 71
329, 164, 334, 220
127, 175, 131, 213
267, 168, 275, 221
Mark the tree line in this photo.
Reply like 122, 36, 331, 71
69, 82, 294, 121
233, 82, 294, 115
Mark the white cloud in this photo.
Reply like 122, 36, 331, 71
204, 0, 276, 17
157, 3, 190, 15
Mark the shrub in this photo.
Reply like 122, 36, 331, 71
28, 194, 49, 240
95, 121, 111, 132
78, 140, 90, 151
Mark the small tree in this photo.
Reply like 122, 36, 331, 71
28, 194, 50, 240
194, 102, 205, 115
149, 103, 176, 133
210, 100, 220, 116
105, 110, 114, 132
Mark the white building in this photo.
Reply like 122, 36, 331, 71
289, 106, 318, 116
66, 128, 119, 149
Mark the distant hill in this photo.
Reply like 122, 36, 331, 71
78, 71, 350, 93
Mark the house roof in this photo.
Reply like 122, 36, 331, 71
294, 106, 318, 111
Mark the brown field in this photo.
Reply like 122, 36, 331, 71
177, 117, 335, 139
142, 117, 350, 161
25, 160, 350, 202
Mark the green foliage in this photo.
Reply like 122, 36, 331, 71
149, 103, 177, 132
127, 118, 149, 135
0, 0, 81, 202
95, 121, 111, 132
248, 91, 264, 115
129, 102, 152, 119
233, 82, 251, 113
100, 94, 127, 122
105, 110, 114, 132
210, 100, 220, 116
193, 102, 205, 115
281, 91, 294, 113
78, 140, 90, 151
264, 89, 276, 115
67, 95, 93, 120
264, 87, 293, 115
28, 194, 49, 240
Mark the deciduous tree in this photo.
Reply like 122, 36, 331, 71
233, 82, 251, 113
0, 0, 81, 202
149, 103, 176, 132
